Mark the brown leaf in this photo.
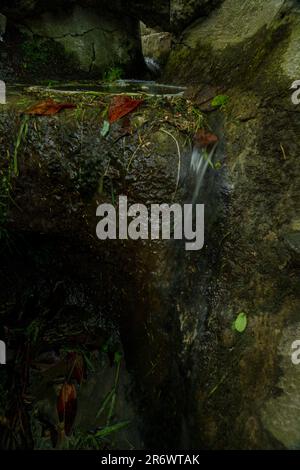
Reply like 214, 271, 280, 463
57, 383, 77, 436
194, 129, 218, 148
108, 95, 143, 124
24, 99, 76, 116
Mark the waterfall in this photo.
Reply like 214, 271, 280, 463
145, 57, 161, 75
189, 144, 217, 204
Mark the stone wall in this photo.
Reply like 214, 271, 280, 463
17, 5, 144, 77
0, 0, 220, 33
0, 4, 144, 80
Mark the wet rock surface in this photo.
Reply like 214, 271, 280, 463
0, 0, 221, 81
163, 0, 300, 450
0, 0, 218, 32
0, 4, 144, 81
0, 0, 300, 452
0, 87, 201, 449
18, 5, 143, 76
142, 28, 172, 67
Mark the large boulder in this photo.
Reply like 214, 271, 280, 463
0, 0, 221, 32
0, 0, 222, 80
0, 87, 199, 448
163, 0, 300, 449
170, 0, 223, 31
18, 5, 143, 77
164, 0, 296, 85
141, 26, 172, 67
0, 3, 144, 80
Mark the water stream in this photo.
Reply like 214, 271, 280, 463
144, 57, 161, 76
40, 80, 186, 97
190, 144, 218, 204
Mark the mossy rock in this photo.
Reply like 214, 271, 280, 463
21, 37, 80, 78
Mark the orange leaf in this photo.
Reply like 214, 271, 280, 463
24, 99, 76, 116
108, 95, 143, 124
194, 129, 218, 148
57, 383, 77, 436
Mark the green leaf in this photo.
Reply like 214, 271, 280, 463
211, 94, 229, 108
101, 120, 110, 137
95, 420, 130, 439
233, 312, 247, 333
114, 350, 123, 364
82, 351, 95, 372
96, 388, 115, 419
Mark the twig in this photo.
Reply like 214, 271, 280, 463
280, 143, 287, 160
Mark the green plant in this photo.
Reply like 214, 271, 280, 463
68, 421, 130, 450
103, 67, 123, 83
67, 350, 128, 450
233, 312, 248, 333
26, 320, 40, 344
191, 106, 205, 131
13, 116, 29, 176
21, 37, 79, 76
202, 148, 215, 170
96, 351, 122, 425
0, 117, 28, 242
211, 94, 229, 109
22, 39, 53, 73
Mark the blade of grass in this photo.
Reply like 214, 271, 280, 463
95, 420, 130, 439
96, 388, 115, 419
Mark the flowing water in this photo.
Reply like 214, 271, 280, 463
144, 57, 161, 76
189, 144, 218, 204
34, 80, 186, 97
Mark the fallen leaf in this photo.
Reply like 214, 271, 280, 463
194, 129, 218, 148
57, 383, 77, 436
108, 96, 143, 124
233, 312, 247, 333
24, 99, 76, 116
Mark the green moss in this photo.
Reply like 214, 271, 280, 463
164, 19, 291, 89
21, 37, 80, 78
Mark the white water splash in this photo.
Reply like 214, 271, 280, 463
145, 57, 161, 75
190, 144, 217, 204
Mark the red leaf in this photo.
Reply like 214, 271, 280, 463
108, 96, 143, 124
24, 99, 76, 116
194, 129, 218, 148
57, 383, 77, 436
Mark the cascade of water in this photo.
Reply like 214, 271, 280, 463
190, 143, 217, 204
145, 57, 161, 75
